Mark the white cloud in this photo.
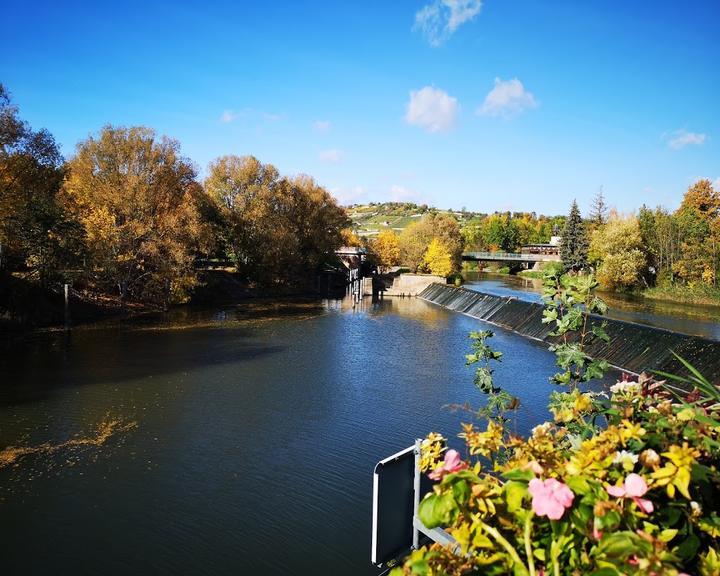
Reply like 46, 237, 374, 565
477, 77, 538, 118
319, 149, 343, 163
390, 185, 424, 203
405, 86, 458, 133
219, 108, 282, 123
414, 0, 482, 46
666, 129, 707, 150
713, 177, 720, 190
313, 120, 332, 132
331, 185, 365, 205
220, 110, 239, 123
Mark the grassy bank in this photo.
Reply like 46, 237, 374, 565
641, 285, 720, 308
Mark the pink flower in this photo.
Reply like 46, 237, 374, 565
428, 449, 467, 481
528, 478, 574, 520
606, 473, 654, 514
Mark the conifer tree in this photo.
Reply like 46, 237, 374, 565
589, 187, 608, 226
560, 200, 588, 272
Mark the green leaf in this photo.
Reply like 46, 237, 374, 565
591, 323, 610, 343
504, 481, 528, 513
502, 468, 534, 482
418, 493, 458, 529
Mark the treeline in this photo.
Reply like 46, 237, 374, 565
0, 85, 349, 307
363, 210, 565, 277
462, 212, 565, 252
561, 183, 720, 294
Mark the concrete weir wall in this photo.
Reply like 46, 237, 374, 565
418, 283, 720, 384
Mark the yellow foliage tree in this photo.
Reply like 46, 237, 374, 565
589, 213, 646, 290
423, 238, 453, 277
63, 126, 202, 304
372, 230, 400, 272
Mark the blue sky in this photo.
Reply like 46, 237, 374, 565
2, 0, 718, 214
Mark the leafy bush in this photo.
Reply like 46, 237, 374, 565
391, 273, 720, 576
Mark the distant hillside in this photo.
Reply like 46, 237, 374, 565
347, 202, 485, 237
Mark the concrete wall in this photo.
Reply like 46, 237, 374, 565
385, 274, 447, 296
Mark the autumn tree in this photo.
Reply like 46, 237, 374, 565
63, 126, 202, 304
560, 200, 588, 272
205, 155, 348, 287
423, 238, 453, 277
399, 213, 463, 272
589, 213, 647, 290
0, 84, 79, 283
371, 229, 400, 272
673, 180, 720, 285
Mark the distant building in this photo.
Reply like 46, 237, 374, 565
520, 243, 561, 257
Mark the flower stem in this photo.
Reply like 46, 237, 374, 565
478, 519, 528, 574
524, 513, 536, 576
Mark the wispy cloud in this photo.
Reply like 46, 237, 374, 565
330, 185, 365, 205
477, 77, 538, 118
219, 108, 282, 124
714, 178, 720, 190
319, 149, 343, 163
405, 86, 458, 133
390, 184, 424, 203
220, 110, 240, 123
665, 129, 707, 150
414, 0, 482, 46
313, 120, 332, 132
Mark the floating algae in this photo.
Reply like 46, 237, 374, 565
0, 416, 137, 470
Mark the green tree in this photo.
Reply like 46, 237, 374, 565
560, 200, 588, 272
63, 126, 202, 304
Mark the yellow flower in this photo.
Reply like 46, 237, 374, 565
650, 443, 700, 499
618, 419, 646, 445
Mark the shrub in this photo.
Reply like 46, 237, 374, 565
391, 272, 720, 576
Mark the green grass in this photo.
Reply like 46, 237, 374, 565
642, 284, 720, 308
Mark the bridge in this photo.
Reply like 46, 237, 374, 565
462, 252, 560, 268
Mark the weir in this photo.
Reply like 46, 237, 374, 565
418, 283, 720, 384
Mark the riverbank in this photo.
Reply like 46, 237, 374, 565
641, 285, 720, 308
0, 269, 347, 337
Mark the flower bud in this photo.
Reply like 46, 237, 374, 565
639, 449, 660, 469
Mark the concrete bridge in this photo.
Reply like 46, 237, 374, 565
462, 251, 561, 270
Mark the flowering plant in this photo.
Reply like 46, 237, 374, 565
391, 274, 720, 576
393, 373, 720, 576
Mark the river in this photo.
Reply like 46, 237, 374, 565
464, 271, 720, 341
0, 297, 612, 575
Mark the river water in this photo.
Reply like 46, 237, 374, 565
464, 272, 720, 341
0, 297, 610, 575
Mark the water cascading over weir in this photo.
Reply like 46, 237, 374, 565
418, 283, 720, 385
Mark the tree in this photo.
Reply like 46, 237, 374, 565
589, 187, 608, 227
560, 200, 588, 272
63, 126, 202, 304
399, 213, 463, 272
589, 214, 646, 290
679, 179, 720, 220
372, 229, 400, 272
423, 238, 453, 277
205, 155, 348, 287
0, 84, 78, 283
